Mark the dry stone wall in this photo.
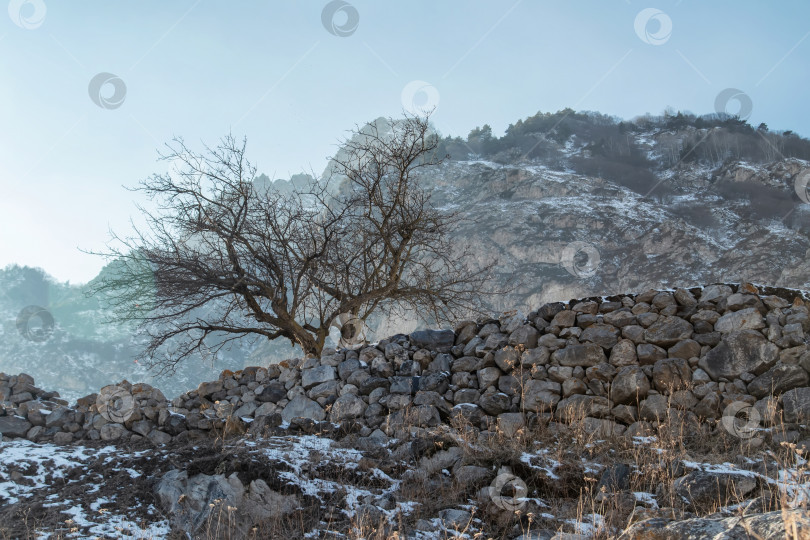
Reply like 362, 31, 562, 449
2, 283, 810, 448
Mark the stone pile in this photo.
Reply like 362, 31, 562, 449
2, 282, 810, 447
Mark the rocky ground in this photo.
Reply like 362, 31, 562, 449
1, 414, 809, 539
2, 282, 810, 538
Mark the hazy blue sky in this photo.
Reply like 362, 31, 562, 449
2, 1, 809, 284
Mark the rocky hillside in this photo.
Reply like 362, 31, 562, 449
2, 282, 810, 539
3, 110, 810, 406
420, 157, 810, 312
422, 114, 810, 313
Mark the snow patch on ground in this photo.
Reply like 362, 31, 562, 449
0, 441, 117, 504
59, 502, 171, 539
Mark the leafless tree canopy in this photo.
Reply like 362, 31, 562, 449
90, 113, 494, 372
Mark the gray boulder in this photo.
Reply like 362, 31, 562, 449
609, 339, 638, 367
713, 307, 765, 333
337, 358, 361, 381
522, 379, 561, 411
390, 376, 419, 394
100, 423, 128, 440
580, 323, 620, 349
43, 406, 71, 429
638, 394, 670, 422
521, 346, 550, 367
555, 395, 611, 422
479, 392, 511, 415
674, 288, 698, 306
509, 325, 539, 348
644, 316, 693, 347
196, 381, 223, 398
308, 380, 340, 400
562, 377, 587, 397
637, 343, 667, 365
409, 330, 456, 352
747, 363, 809, 398
610, 366, 650, 405
482, 332, 508, 351
782, 387, 810, 423
452, 356, 479, 373
329, 393, 366, 422
454, 322, 477, 345
301, 365, 336, 390
623, 509, 810, 539
494, 348, 520, 372
281, 395, 325, 422
652, 358, 692, 393
699, 330, 779, 380
497, 412, 525, 437
156, 470, 298, 537
673, 470, 756, 511
439, 508, 472, 529
0, 415, 32, 438
453, 388, 481, 405
726, 292, 763, 311
256, 382, 287, 403
668, 339, 701, 360
551, 343, 606, 367
454, 465, 491, 487
700, 284, 733, 302
477, 367, 502, 389
693, 392, 721, 419
603, 309, 637, 328
550, 310, 577, 328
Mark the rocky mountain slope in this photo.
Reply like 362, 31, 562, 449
2, 110, 810, 404
422, 116, 810, 312
1, 282, 810, 538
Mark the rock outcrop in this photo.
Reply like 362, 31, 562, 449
2, 282, 810, 539
2, 282, 810, 450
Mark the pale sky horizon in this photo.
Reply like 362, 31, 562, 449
2, 1, 809, 284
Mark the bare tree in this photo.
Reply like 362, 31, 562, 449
90, 113, 493, 373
